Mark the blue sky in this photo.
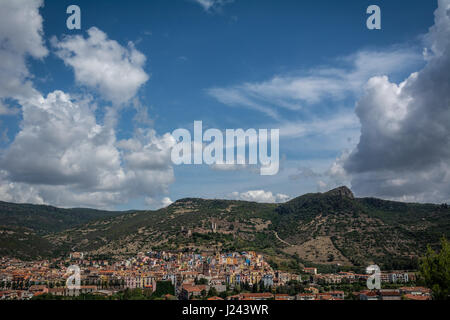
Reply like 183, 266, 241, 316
1, 0, 449, 209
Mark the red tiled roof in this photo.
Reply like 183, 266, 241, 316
182, 284, 207, 293
379, 291, 401, 296
400, 287, 431, 293
241, 292, 273, 297
404, 294, 431, 301
240, 292, 274, 300
275, 295, 292, 300
360, 291, 378, 297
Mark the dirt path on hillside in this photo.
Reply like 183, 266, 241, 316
273, 231, 293, 246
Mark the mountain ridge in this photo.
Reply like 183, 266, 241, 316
0, 200, 129, 234
0, 187, 449, 271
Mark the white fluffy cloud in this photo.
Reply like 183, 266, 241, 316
161, 197, 174, 207
0, 91, 175, 208
145, 196, 173, 209
230, 190, 290, 203
53, 27, 149, 105
0, 0, 47, 107
343, 0, 450, 203
0, 2, 175, 208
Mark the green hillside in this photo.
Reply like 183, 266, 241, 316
0, 201, 127, 234
1, 187, 449, 270
0, 225, 53, 260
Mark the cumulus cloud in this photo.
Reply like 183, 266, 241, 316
0, 0, 47, 107
230, 190, 290, 203
145, 196, 174, 209
288, 151, 353, 193
343, 0, 450, 203
161, 197, 174, 207
0, 91, 174, 208
53, 27, 149, 105
309, 150, 353, 193
0, 2, 177, 209
208, 49, 421, 119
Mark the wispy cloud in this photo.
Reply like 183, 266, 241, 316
207, 49, 422, 119
207, 86, 281, 119
277, 112, 360, 139
191, 0, 234, 13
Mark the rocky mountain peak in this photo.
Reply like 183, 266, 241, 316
324, 186, 354, 199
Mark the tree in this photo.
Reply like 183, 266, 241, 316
259, 281, 265, 292
153, 281, 175, 298
419, 237, 450, 300
123, 288, 146, 300
208, 287, 218, 297
195, 278, 208, 285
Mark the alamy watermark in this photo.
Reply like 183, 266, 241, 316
65, 265, 81, 290
66, 4, 381, 31
66, 5, 81, 30
367, 5, 381, 30
366, 264, 381, 290
171, 121, 279, 175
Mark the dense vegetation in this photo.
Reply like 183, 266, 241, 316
419, 237, 450, 300
0, 201, 126, 233
0, 225, 53, 259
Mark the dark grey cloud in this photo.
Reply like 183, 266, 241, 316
344, 0, 450, 203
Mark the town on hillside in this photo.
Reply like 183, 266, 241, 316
0, 251, 431, 300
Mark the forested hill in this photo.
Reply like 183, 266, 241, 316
0, 201, 127, 234
1, 187, 449, 270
